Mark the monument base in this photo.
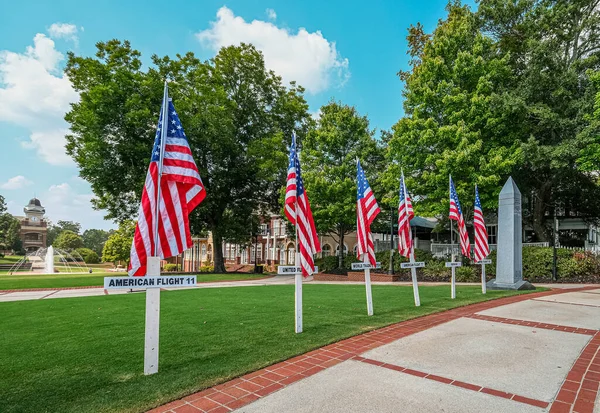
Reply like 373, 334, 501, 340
486, 279, 535, 291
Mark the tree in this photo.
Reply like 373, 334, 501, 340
475, 0, 600, 241
0, 195, 21, 253
82, 229, 110, 256
75, 247, 100, 264
386, 3, 518, 225
102, 220, 136, 265
65, 41, 310, 272
54, 230, 84, 251
302, 101, 383, 268
47, 220, 82, 245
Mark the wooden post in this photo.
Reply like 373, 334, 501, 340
294, 252, 302, 333
144, 257, 161, 375
364, 256, 374, 316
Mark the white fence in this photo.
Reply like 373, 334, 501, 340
429, 242, 549, 258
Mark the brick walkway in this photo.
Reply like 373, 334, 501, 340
148, 287, 597, 413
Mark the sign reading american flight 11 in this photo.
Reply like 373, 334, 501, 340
104, 276, 197, 290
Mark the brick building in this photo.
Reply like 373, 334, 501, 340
15, 198, 48, 252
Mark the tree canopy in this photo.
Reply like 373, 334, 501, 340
387, 0, 600, 241
65, 41, 310, 272
54, 230, 84, 251
102, 220, 135, 265
302, 101, 383, 267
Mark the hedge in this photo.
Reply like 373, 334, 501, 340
315, 247, 600, 283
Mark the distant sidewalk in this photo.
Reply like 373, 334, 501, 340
0, 276, 592, 302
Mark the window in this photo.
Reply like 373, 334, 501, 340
322, 244, 332, 257
201, 244, 206, 259
257, 244, 262, 261
487, 225, 497, 245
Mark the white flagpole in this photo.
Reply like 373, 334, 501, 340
403, 173, 420, 307
144, 81, 169, 375
481, 263, 486, 294
294, 134, 302, 334
364, 254, 374, 316
450, 176, 456, 300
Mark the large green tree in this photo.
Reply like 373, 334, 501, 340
0, 195, 21, 253
102, 220, 135, 265
54, 230, 84, 251
47, 220, 82, 245
65, 41, 310, 272
302, 101, 383, 268
389, 1, 600, 241
82, 229, 110, 256
476, 0, 600, 240
386, 3, 517, 224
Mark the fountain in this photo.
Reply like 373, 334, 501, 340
7, 247, 90, 275
45, 245, 55, 274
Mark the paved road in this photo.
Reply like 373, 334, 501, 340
148, 287, 600, 413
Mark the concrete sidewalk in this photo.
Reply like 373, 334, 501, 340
150, 287, 600, 413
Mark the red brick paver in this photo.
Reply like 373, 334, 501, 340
149, 287, 598, 412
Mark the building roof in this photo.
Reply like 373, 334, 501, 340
28, 198, 42, 207
410, 216, 438, 229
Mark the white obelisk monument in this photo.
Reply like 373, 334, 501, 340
487, 177, 534, 290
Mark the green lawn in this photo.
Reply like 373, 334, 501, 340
0, 284, 536, 413
0, 255, 24, 264
0, 272, 269, 290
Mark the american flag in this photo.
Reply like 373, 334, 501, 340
398, 173, 414, 258
356, 160, 380, 266
449, 176, 471, 258
284, 133, 320, 277
473, 185, 490, 262
129, 86, 205, 276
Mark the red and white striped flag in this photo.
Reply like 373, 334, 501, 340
356, 160, 380, 266
128, 85, 205, 276
284, 133, 321, 277
398, 173, 414, 258
449, 176, 471, 258
473, 185, 490, 262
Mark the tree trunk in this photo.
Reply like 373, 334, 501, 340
531, 185, 551, 242
338, 229, 345, 269
212, 229, 227, 273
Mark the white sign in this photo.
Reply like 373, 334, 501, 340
445, 262, 462, 268
351, 262, 382, 270
401, 262, 425, 269
277, 266, 318, 275
477, 259, 492, 265
104, 276, 197, 290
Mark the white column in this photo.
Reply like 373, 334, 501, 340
144, 257, 161, 375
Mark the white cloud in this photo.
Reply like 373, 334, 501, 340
48, 23, 79, 43
0, 30, 79, 165
44, 183, 114, 230
266, 8, 277, 21
0, 175, 33, 190
197, 7, 350, 94
310, 109, 322, 121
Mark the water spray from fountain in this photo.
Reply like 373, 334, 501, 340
8, 247, 90, 275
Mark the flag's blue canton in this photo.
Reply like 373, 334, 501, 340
450, 177, 463, 215
287, 133, 296, 175
475, 186, 482, 209
357, 161, 370, 200
399, 175, 407, 201
296, 158, 305, 197
151, 99, 187, 162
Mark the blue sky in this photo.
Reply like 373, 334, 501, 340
0, 0, 476, 231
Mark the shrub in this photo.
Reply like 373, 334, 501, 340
163, 263, 180, 272
75, 248, 100, 264
198, 265, 214, 273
